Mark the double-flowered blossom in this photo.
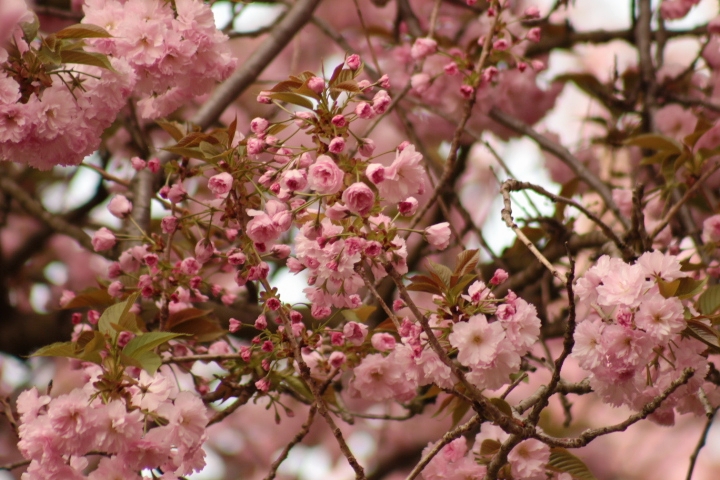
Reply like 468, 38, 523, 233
571, 251, 718, 420
17, 368, 209, 478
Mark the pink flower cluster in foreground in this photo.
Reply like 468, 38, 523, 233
572, 251, 720, 423
18, 367, 208, 479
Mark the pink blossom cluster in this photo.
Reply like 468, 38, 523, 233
0, 2, 136, 169
421, 427, 562, 480
82, 0, 236, 119
17, 367, 209, 478
348, 283, 540, 402
572, 251, 719, 423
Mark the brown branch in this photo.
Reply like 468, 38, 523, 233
405, 414, 482, 480
0, 177, 99, 255
489, 107, 629, 230
0, 458, 30, 471
533, 368, 694, 448
504, 179, 632, 259
525, 24, 708, 57
686, 407, 718, 480
264, 405, 317, 480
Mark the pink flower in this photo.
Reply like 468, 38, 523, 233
508, 439, 550, 479
147, 158, 160, 173
92, 227, 116, 251
377, 144, 426, 203
307, 76, 325, 94
372, 90, 391, 114
281, 169, 307, 191
449, 314, 504, 367
371, 333, 396, 351
342, 182, 375, 216
355, 101, 375, 119
346, 54, 361, 70
167, 183, 187, 203
329, 351, 346, 368
229, 318, 241, 333
208, 172, 233, 197
250, 117, 269, 134
331, 114, 347, 127
343, 321, 368, 346
130, 156, 146, 170
366, 163, 385, 184
425, 222, 451, 250
359, 138, 376, 157
308, 155, 344, 194
246, 211, 280, 244
329, 136, 345, 153
490, 269, 508, 285
411, 73, 431, 94
161, 216, 178, 234
411, 37, 438, 60
108, 195, 133, 219
398, 197, 418, 216
526, 27, 541, 43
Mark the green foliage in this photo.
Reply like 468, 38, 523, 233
547, 448, 597, 480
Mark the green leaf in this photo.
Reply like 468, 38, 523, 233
428, 261, 453, 287
331, 81, 361, 93
489, 397, 513, 417
62, 288, 114, 309
120, 351, 162, 374
453, 249, 480, 277
20, 14, 40, 41
657, 278, 681, 298
156, 119, 186, 141
698, 285, 720, 315
547, 447, 597, 480
684, 319, 720, 354
167, 315, 226, 342
166, 308, 214, 329
451, 399, 471, 428
98, 293, 139, 342
675, 277, 708, 300
122, 331, 187, 359
267, 92, 314, 110
60, 50, 115, 70
55, 24, 113, 39
77, 331, 106, 364
32, 341, 79, 359
479, 439, 501, 457
282, 375, 313, 403
624, 134, 682, 154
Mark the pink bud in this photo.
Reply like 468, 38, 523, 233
92, 227, 116, 251
398, 197, 418, 216
329, 137, 345, 153
346, 54, 361, 70
108, 195, 133, 219
526, 27, 541, 43
308, 76, 325, 94
331, 114, 347, 127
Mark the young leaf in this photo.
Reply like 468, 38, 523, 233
60, 50, 115, 71
684, 320, 720, 354
267, 92, 314, 110
624, 134, 682, 154
98, 293, 139, 341
120, 351, 162, 374
32, 341, 79, 359
454, 249, 480, 277
156, 119, 187, 142
122, 332, 188, 359
61, 288, 114, 309
428, 261, 453, 287
55, 24, 113, 39
547, 448, 598, 480
675, 277, 707, 300
479, 439, 501, 457
698, 285, 720, 315
489, 397, 513, 417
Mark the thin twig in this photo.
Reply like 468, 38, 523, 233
489, 107, 629, 231
0, 459, 30, 471
0, 177, 100, 255
532, 368, 695, 448
686, 407, 718, 480
500, 180, 567, 283
405, 414, 482, 480
650, 162, 720, 239
504, 179, 632, 259
264, 405, 317, 480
